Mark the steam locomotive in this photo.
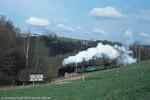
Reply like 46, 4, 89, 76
58, 67, 75, 76
58, 65, 106, 76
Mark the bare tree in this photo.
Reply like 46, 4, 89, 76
132, 41, 141, 62
24, 33, 30, 68
138, 46, 141, 62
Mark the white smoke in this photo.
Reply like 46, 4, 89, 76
114, 45, 137, 65
62, 43, 136, 66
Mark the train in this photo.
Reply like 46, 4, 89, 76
58, 65, 106, 76
58, 67, 75, 76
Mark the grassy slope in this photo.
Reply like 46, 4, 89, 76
0, 60, 150, 100
57, 37, 92, 42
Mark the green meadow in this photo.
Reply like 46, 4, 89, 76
0, 60, 150, 100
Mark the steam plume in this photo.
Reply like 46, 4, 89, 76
62, 43, 136, 66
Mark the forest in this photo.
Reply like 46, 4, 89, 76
0, 14, 150, 85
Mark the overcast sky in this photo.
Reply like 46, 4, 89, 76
0, 0, 150, 44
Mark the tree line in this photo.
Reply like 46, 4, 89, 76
0, 14, 150, 85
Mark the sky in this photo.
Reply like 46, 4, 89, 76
0, 0, 150, 45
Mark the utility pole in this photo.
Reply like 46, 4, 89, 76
75, 63, 78, 73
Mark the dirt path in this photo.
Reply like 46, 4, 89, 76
0, 71, 100, 91
51, 71, 99, 84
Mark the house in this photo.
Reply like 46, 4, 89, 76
19, 69, 44, 83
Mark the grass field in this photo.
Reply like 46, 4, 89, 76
57, 37, 92, 42
0, 60, 150, 100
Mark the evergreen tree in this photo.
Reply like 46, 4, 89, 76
0, 14, 16, 84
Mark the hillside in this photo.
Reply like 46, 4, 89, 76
56, 37, 92, 42
0, 60, 150, 100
